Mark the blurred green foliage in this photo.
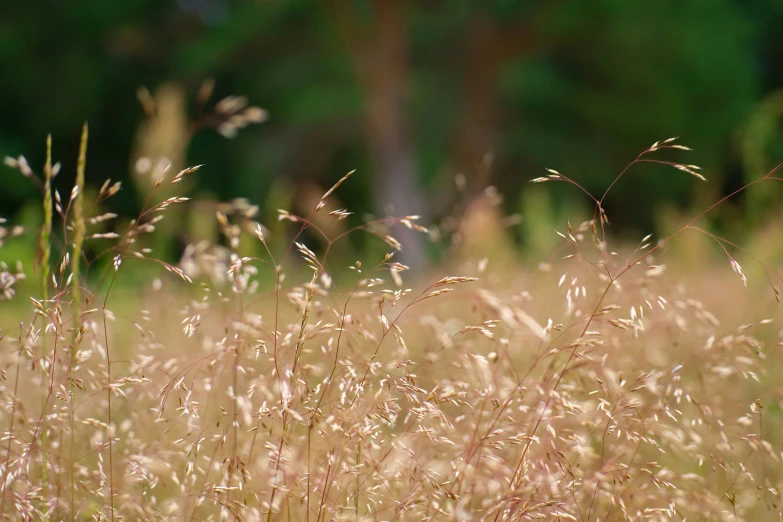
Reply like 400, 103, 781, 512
1, 0, 782, 260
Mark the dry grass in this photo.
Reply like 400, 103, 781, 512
0, 134, 782, 522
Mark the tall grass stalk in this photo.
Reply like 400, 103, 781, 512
39, 134, 53, 509
267, 269, 317, 521
71, 123, 87, 358
69, 122, 88, 520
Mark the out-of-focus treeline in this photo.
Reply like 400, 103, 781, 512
2, 0, 783, 267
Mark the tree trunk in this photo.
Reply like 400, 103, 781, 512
328, 0, 427, 271
450, 13, 530, 197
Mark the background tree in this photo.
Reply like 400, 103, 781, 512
0, 0, 780, 267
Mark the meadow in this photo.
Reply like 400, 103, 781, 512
0, 130, 782, 522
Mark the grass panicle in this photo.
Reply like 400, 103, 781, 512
0, 131, 782, 521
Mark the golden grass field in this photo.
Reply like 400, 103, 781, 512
1, 135, 783, 521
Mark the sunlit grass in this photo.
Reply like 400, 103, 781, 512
0, 136, 782, 521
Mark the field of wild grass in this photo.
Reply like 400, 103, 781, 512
1, 130, 783, 521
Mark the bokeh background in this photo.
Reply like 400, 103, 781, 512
2, 0, 783, 270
